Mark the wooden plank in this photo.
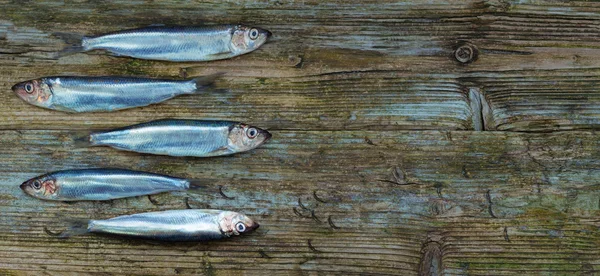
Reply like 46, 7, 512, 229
1, 0, 600, 275
0, 71, 473, 131
1, 1, 600, 131
0, 130, 598, 275
3, 67, 600, 132
476, 70, 600, 131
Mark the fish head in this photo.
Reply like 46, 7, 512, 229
12, 79, 52, 108
230, 25, 271, 54
227, 123, 271, 153
219, 211, 260, 236
20, 175, 58, 200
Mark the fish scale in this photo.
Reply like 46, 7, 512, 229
85, 26, 236, 61
89, 120, 243, 157
54, 25, 271, 62
48, 77, 198, 112
20, 168, 190, 201
85, 209, 257, 241
12, 75, 218, 113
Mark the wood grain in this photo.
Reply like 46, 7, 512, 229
0, 0, 599, 275
1, 130, 599, 275
1, 1, 600, 131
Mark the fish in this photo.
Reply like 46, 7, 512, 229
58, 209, 259, 241
75, 119, 272, 157
11, 74, 220, 113
54, 25, 272, 62
20, 168, 204, 201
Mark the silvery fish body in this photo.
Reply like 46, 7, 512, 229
86, 209, 259, 241
20, 168, 190, 201
85, 119, 271, 157
11, 75, 218, 113
55, 25, 271, 62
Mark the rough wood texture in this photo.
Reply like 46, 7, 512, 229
0, 0, 599, 275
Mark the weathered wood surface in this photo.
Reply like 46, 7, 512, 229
0, 0, 599, 275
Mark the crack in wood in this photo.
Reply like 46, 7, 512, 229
468, 87, 492, 131
393, 166, 405, 183
434, 183, 443, 199
313, 190, 328, 203
419, 241, 443, 276
258, 249, 272, 259
292, 207, 318, 222
480, 48, 533, 55
299, 256, 317, 265
307, 239, 321, 253
298, 198, 310, 211
328, 215, 340, 229
43, 226, 62, 237
379, 166, 427, 186
293, 55, 304, 68
364, 136, 376, 146
310, 210, 322, 223
184, 197, 210, 209
461, 165, 471, 178
218, 185, 235, 200
147, 195, 162, 206
485, 190, 497, 218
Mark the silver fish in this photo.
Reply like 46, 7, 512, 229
11, 74, 219, 113
62, 209, 259, 241
55, 25, 271, 62
20, 168, 202, 201
77, 119, 271, 157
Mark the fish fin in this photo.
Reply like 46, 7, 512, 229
56, 46, 85, 58
71, 131, 93, 148
206, 146, 233, 157
52, 32, 85, 45
188, 179, 210, 190
204, 51, 234, 61
53, 32, 87, 57
56, 219, 90, 239
191, 73, 225, 94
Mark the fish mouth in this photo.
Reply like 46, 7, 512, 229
19, 182, 28, 191
11, 83, 22, 93
262, 131, 272, 143
265, 30, 273, 38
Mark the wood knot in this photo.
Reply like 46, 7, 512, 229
485, 0, 511, 12
454, 43, 478, 64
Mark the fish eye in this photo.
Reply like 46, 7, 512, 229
236, 222, 246, 232
32, 180, 42, 190
246, 127, 258, 139
24, 83, 34, 94
249, 28, 259, 40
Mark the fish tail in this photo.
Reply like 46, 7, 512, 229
53, 32, 85, 45
191, 73, 225, 94
53, 32, 87, 57
57, 46, 85, 57
57, 219, 90, 238
187, 179, 209, 190
71, 131, 93, 148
